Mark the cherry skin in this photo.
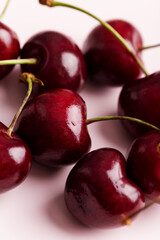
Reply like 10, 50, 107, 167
64, 148, 145, 228
0, 122, 32, 193
14, 89, 91, 167
20, 31, 86, 95
83, 19, 143, 86
118, 71, 160, 137
126, 131, 160, 199
0, 22, 20, 79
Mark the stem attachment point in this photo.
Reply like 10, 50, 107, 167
6, 73, 43, 137
20, 72, 44, 86
121, 214, 132, 226
39, 0, 53, 7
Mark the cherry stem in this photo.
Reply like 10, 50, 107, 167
139, 43, 160, 51
6, 73, 44, 137
86, 116, 160, 133
0, 58, 37, 66
39, 0, 149, 76
0, 0, 11, 22
121, 195, 160, 225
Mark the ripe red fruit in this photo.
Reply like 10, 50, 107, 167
83, 19, 143, 86
65, 148, 145, 228
0, 122, 31, 193
20, 31, 86, 95
14, 89, 91, 167
118, 71, 160, 137
127, 131, 160, 199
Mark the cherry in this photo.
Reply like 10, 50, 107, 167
64, 148, 145, 228
83, 19, 143, 86
118, 71, 160, 137
0, 22, 20, 79
0, 122, 31, 193
126, 131, 160, 199
20, 31, 86, 94
14, 88, 91, 167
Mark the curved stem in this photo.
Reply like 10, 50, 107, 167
139, 43, 160, 51
0, 0, 11, 22
6, 73, 43, 137
121, 195, 160, 225
86, 116, 160, 133
39, 0, 149, 76
0, 58, 37, 66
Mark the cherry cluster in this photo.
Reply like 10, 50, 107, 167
0, 0, 160, 229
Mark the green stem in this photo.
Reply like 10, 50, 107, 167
139, 43, 160, 51
0, 0, 11, 22
121, 195, 160, 225
6, 73, 43, 137
86, 116, 160, 133
39, 0, 149, 76
0, 58, 37, 66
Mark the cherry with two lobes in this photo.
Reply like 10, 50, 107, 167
118, 71, 160, 137
65, 148, 145, 228
14, 88, 91, 167
84, 19, 143, 86
0, 22, 20, 78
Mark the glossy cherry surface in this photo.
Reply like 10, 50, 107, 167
65, 148, 145, 228
0, 122, 32, 193
0, 22, 20, 79
127, 131, 160, 199
20, 31, 86, 95
118, 71, 160, 137
14, 89, 91, 167
83, 19, 143, 86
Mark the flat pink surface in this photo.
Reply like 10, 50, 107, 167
1, 0, 160, 239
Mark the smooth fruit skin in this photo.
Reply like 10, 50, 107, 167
118, 71, 160, 137
0, 22, 20, 79
83, 19, 143, 86
65, 148, 145, 228
14, 89, 91, 167
127, 131, 160, 199
0, 122, 32, 193
20, 31, 86, 95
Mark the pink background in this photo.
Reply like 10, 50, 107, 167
1, 0, 160, 239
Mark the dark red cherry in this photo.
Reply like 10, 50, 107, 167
20, 31, 86, 95
14, 89, 91, 167
65, 148, 145, 228
118, 71, 160, 137
83, 19, 143, 86
0, 22, 20, 79
126, 131, 160, 199
0, 122, 31, 193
